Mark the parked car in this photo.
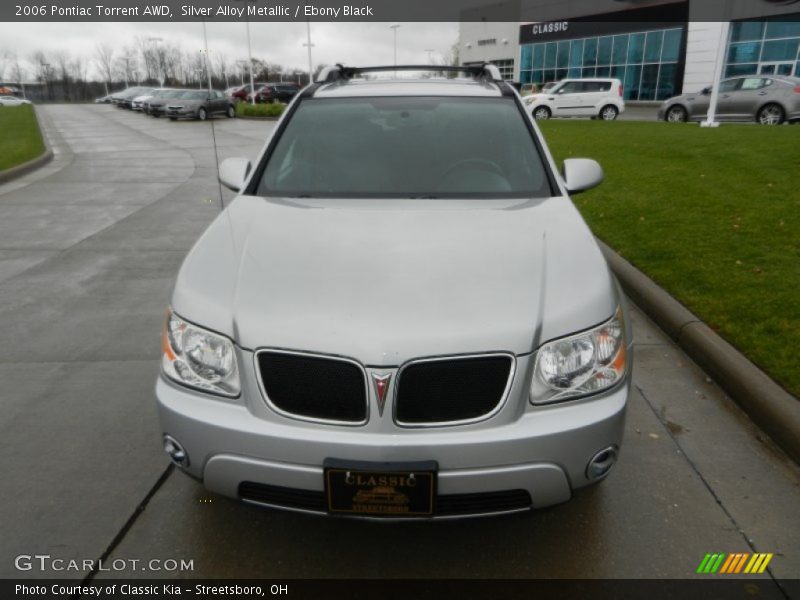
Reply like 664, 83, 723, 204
156, 64, 632, 519
250, 83, 300, 104
229, 83, 266, 103
94, 94, 113, 104
147, 89, 189, 117
112, 86, 153, 109
0, 95, 32, 106
132, 89, 164, 111
658, 75, 800, 125
165, 89, 236, 120
524, 78, 625, 121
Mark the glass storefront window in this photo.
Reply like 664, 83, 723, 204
645, 31, 664, 62
521, 45, 532, 71
725, 63, 758, 77
557, 41, 570, 68
545, 42, 557, 68
728, 42, 761, 64
624, 65, 642, 100
628, 33, 645, 63
731, 21, 764, 42
725, 16, 800, 81
657, 63, 677, 100
639, 64, 659, 100
612, 35, 628, 65
570, 39, 584, 67
765, 20, 800, 40
517, 27, 684, 101
761, 39, 800, 62
532, 44, 544, 69
583, 38, 598, 66
662, 29, 682, 62
598, 37, 613, 66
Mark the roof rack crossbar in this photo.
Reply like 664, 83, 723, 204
315, 63, 504, 84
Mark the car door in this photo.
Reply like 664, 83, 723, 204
577, 81, 611, 116
724, 77, 773, 119
714, 78, 743, 120
550, 81, 584, 116
214, 91, 227, 113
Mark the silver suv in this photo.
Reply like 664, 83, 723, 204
157, 64, 632, 519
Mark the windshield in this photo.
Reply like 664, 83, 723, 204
256, 96, 552, 199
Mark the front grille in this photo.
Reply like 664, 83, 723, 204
257, 351, 368, 423
238, 482, 532, 517
395, 355, 513, 424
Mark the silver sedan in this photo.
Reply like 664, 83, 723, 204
659, 75, 800, 125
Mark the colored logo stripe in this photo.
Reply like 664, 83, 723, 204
698, 553, 774, 575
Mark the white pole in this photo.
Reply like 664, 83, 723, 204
702, 21, 730, 129
202, 20, 213, 92
246, 20, 255, 104
305, 20, 314, 83
390, 24, 400, 66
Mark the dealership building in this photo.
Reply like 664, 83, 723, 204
458, 0, 800, 100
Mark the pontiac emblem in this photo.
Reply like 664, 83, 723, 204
371, 373, 392, 417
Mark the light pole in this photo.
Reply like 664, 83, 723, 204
148, 37, 164, 86
425, 49, 436, 64
303, 20, 315, 84
390, 24, 401, 69
233, 0, 256, 104
201, 20, 213, 92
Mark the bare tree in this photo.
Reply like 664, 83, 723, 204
8, 52, 26, 97
94, 43, 114, 94
54, 51, 72, 101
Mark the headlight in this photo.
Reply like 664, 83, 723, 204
161, 308, 240, 397
531, 307, 627, 405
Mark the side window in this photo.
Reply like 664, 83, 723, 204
719, 79, 741, 93
558, 81, 582, 94
740, 78, 764, 90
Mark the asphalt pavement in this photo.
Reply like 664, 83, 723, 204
0, 105, 798, 591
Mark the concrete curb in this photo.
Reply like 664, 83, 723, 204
0, 106, 53, 184
599, 240, 800, 465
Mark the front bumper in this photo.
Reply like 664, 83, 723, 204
156, 352, 630, 518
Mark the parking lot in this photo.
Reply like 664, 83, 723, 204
1, 104, 799, 589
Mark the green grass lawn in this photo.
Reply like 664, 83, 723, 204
0, 105, 45, 171
235, 102, 285, 118
539, 120, 800, 397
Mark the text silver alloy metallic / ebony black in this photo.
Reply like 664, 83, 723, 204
156, 64, 633, 519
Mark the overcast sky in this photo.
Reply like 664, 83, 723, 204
0, 22, 459, 80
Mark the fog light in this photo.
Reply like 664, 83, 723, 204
163, 435, 189, 468
586, 445, 618, 480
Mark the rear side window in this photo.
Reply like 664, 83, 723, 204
581, 81, 613, 92
255, 96, 553, 199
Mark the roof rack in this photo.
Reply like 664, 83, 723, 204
315, 63, 504, 84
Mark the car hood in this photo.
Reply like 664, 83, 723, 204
171, 196, 618, 365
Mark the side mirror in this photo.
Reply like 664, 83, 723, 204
218, 157, 252, 192
562, 158, 604, 194
701, 87, 711, 95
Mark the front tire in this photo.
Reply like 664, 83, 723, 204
666, 105, 687, 123
599, 105, 619, 121
533, 106, 551, 121
226, 105, 235, 118
757, 103, 784, 125
197, 107, 208, 121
